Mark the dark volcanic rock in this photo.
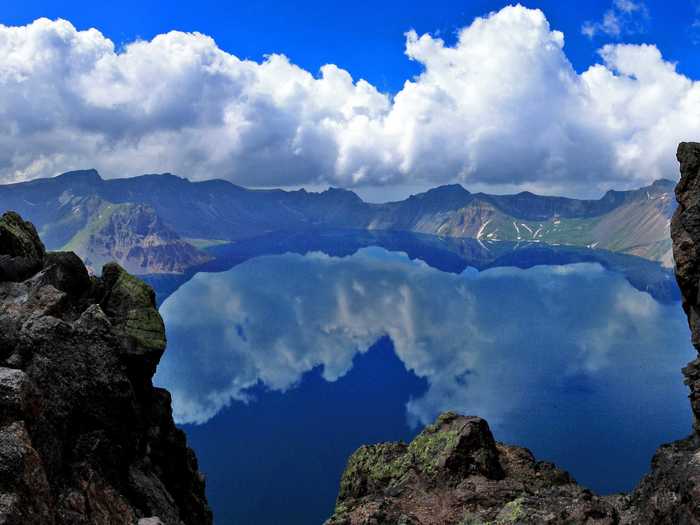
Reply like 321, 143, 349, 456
325, 143, 700, 524
0, 212, 211, 524
615, 141, 700, 524
326, 413, 618, 525
0, 212, 45, 282
672, 141, 700, 432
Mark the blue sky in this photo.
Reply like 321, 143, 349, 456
1, 1, 700, 198
4, 0, 700, 93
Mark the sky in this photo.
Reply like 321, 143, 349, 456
2, 0, 700, 200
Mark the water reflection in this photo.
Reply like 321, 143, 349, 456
154, 245, 693, 522
157, 246, 691, 426
145, 230, 679, 307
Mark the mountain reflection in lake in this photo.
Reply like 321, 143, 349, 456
152, 236, 693, 525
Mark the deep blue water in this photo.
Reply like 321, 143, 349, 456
149, 233, 694, 525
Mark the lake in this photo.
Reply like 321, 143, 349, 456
148, 231, 694, 525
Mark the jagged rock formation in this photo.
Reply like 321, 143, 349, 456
326, 413, 618, 525
324, 143, 700, 525
326, 413, 626, 524
671, 142, 700, 432
0, 211, 212, 524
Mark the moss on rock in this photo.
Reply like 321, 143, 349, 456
334, 412, 504, 520
99, 262, 166, 374
0, 211, 46, 281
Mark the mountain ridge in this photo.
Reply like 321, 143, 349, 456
0, 170, 676, 272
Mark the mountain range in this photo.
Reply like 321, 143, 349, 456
0, 169, 675, 274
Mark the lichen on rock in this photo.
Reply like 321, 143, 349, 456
99, 262, 167, 377
0, 212, 45, 282
327, 412, 617, 525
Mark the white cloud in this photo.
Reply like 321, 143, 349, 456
154, 248, 691, 426
615, 0, 644, 13
582, 0, 650, 39
690, 2, 700, 45
0, 5, 697, 196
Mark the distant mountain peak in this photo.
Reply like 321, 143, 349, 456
427, 183, 469, 194
145, 172, 184, 179
322, 186, 363, 203
408, 183, 470, 202
55, 169, 103, 183
650, 178, 675, 189
516, 190, 537, 196
130, 172, 190, 184
603, 178, 675, 196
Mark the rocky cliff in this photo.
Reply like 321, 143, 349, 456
0, 211, 212, 524
324, 143, 700, 524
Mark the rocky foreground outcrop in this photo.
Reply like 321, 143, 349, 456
326, 413, 620, 524
325, 142, 700, 525
0, 211, 211, 524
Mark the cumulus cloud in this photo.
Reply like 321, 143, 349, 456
154, 248, 691, 426
0, 5, 697, 196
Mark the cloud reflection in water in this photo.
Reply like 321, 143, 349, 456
155, 247, 693, 443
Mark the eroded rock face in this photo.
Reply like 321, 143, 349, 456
0, 212, 211, 525
672, 142, 700, 432
325, 143, 700, 524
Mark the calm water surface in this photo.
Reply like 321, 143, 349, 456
150, 233, 693, 525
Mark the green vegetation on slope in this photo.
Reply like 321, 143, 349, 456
61, 201, 122, 253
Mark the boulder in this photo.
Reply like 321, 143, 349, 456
0, 212, 45, 282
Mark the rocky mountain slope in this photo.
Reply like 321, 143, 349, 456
62, 202, 211, 275
0, 211, 212, 524
369, 180, 674, 266
323, 143, 700, 525
0, 170, 211, 275
0, 170, 675, 270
